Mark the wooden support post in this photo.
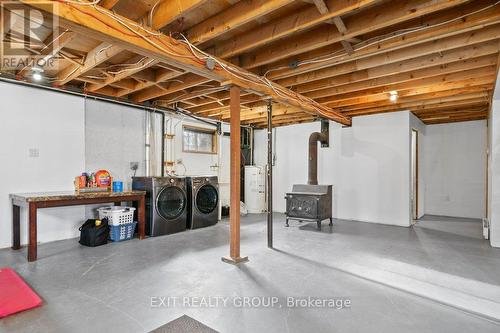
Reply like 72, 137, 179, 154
267, 101, 273, 248
222, 86, 248, 265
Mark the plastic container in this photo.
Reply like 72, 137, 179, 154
95, 170, 111, 188
97, 206, 135, 226
109, 222, 137, 242
112, 181, 123, 193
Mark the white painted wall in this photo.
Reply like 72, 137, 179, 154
0, 82, 85, 249
255, 111, 412, 227
410, 113, 426, 219
85, 98, 146, 190
0, 82, 231, 248
424, 120, 486, 219
489, 97, 500, 247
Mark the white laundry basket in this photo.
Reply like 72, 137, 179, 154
97, 206, 136, 226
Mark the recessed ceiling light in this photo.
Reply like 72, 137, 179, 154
390, 94, 398, 102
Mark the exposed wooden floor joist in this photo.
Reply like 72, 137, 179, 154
1, 0, 498, 127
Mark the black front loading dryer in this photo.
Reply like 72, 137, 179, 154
187, 176, 219, 229
132, 176, 187, 236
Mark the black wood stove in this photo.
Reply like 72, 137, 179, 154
285, 184, 333, 228
285, 121, 333, 229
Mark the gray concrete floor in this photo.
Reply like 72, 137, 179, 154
1, 214, 500, 333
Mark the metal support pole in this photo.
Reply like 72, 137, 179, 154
267, 101, 273, 248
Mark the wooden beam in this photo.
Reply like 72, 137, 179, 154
330, 16, 355, 55
331, 16, 347, 33
153, 85, 226, 107
341, 88, 491, 113
265, 1, 500, 80
222, 86, 248, 265
339, 84, 491, 116
312, 0, 329, 14
346, 97, 490, 116
131, 73, 211, 102
189, 40, 499, 115
99, 0, 120, 10
116, 68, 185, 97
151, 0, 210, 30
281, 39, 500, 90
17, 29, 77, 77
56, 42, 122, 85
322, 75, 495, 108
23, 0, 350, 125
303, 57, 497, 99
87, 56, 159, 92
212, 0, 381, 59
240, 0, 470, 69
186, 0, 294, 45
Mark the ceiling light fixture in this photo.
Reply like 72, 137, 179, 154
32, 67, 44, 81
32, 72, 43, 81
389, 90, 398, 102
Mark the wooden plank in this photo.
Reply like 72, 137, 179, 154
212, 0, 381, 59
337, 86, 493, 112
331, 16, 355, 54
116, 68, 185, 97
341, 88, 491, 113
266, 2, 500, 80
322, 75, 496, 108
239, 0, 470, 69
281, 40, 500, 91
346, 97, 490, 116
303, 57, 497, 99
312, 0, 329, 14
222, 86, 248, 264
56, 42, 122, 85
186, 0, 294, 45
99, 0, 120, 9
153, 85, 226, 107
23, 0, 350, 125
18, 29, 77, 77
151, 0, 210, 30
87, 56, 159, 92
131, 73, 212, 102
331, 16, 347, 33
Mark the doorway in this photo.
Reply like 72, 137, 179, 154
411, 129, 419, 221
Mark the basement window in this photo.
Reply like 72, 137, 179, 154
182, 125, 217, 154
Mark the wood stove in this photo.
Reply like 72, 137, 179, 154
285, 184, 333, 228
285, 122, 333, 229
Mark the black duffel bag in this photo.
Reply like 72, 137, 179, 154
79, 218, 109, 247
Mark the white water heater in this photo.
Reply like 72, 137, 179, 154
244, 166, 266, 213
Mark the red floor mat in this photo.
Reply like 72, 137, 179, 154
0, 268, 42, 318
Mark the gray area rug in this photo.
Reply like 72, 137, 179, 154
150, 315, 219, 333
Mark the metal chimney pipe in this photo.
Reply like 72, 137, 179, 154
308, 131, 328, 185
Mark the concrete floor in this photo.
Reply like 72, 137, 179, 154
1, 214, 500, 333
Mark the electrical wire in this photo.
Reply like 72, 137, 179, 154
50, 0, 339, 119
108, 58, 155, 75
46, 0, 497, 123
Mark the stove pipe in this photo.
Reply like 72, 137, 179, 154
308, 131, 328, 185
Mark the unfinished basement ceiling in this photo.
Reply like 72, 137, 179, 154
2, 0, 499, 127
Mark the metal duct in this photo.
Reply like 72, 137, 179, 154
308, 131, 328, 185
